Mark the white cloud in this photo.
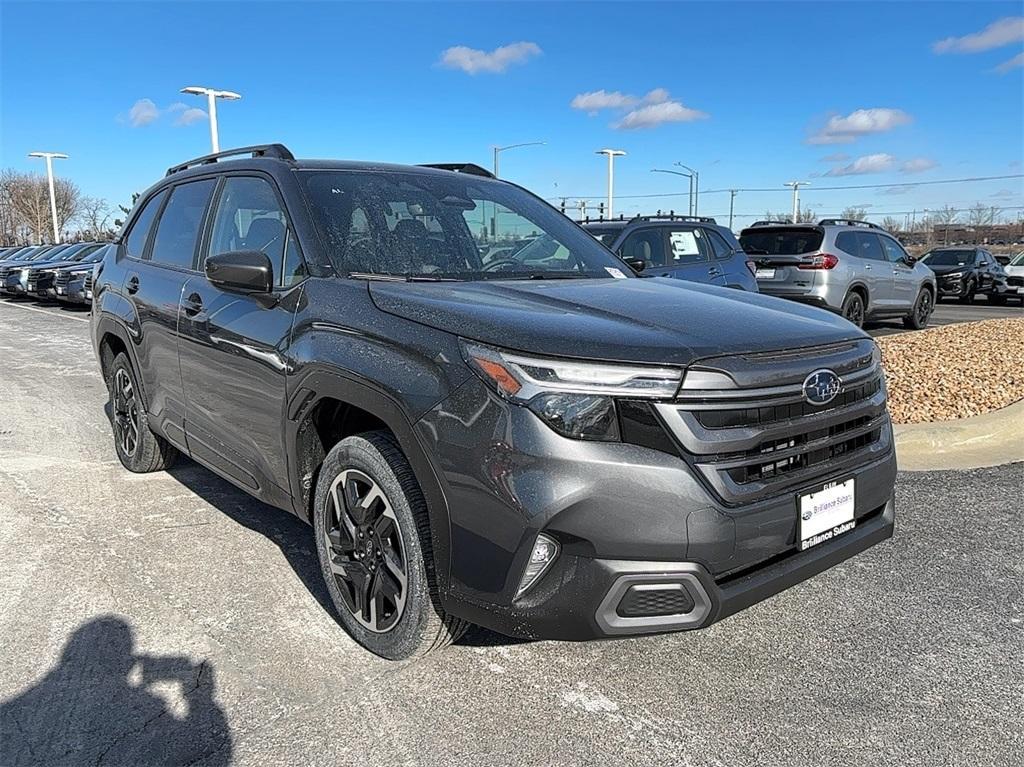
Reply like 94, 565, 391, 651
439, 41, 541, 74
878, 185, 918, 196
128, 98, 159, 127
933, 16, 1024, 54
825, 153, 896, 177
901, 157, 938, 174
615, 100, 708, 130
807, 108, 912, 145
990, 188, 1017, 198
570, 90, 638, 113
167, 102, 208, 126
994, 51, 1024, 73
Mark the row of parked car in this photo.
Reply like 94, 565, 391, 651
0, 241, 112, 305
579, 216, 1022, 328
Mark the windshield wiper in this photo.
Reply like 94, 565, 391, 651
349, 272, 459, 282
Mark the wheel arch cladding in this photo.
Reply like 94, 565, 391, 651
288, 371, 455, 597
96, 319, 150, 409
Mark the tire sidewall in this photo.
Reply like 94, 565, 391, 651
107, 354, 147, 471
842, 293, 865, 327
313, 435, 433, 660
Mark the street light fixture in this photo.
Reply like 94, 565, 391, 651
651, 168, 693, 216
674, 162, 700, 215
180, 86, 242, 153
784, 181, 810, 223
27, 151, 68, 243
492, 141, 545, 178
596, 149, 626, 219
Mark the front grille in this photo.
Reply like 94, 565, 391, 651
84, 273, 94, 291
655, 338, 891, 505
55, 271, 71, 288
1008, 276, 1023, 288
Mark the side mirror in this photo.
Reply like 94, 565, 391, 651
903, 255, 917, 266
205, 250, 274, 293
622, 256, 646, 272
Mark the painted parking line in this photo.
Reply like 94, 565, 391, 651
0, 300, 90, 323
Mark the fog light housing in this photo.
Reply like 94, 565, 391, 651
515, 533, 559, 598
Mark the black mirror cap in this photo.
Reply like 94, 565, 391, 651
622, 256, 646, 272
205, 250, 274, 293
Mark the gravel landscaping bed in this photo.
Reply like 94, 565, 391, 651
877, 317, 1024, 424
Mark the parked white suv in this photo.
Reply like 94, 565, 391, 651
739, 219, 937, 329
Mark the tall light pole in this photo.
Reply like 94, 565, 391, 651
728, 189, 739, 230
180, 86, 242, 153
596, 149, 626, 219
28, 151, 68, 243
651, 168, 693, 216
492, 141, 545, 178
784, 181, 810, 223
674, 162, 699, 215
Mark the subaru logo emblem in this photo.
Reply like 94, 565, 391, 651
802, 369, 841, 406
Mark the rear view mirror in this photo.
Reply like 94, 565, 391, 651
622, 256, 646, 272
205, 250, 274, 293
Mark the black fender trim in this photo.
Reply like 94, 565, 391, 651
285, 368, 454, 599
93, 314, 149, 409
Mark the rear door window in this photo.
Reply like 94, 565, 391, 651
837, 231, 885, 261
880, 236, 909, 263
149, 180, 216, 270
706, 229, 735, 260
739, 228, 823, 255
666, 227, 710, 263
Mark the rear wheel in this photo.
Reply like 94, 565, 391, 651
313, 431, 468, 660
902, 288, 934, 330
841, 292, 866, 327
107, 353, 177, 472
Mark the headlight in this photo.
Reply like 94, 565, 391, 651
944, 271, 964, 278
461, 341, 682, 440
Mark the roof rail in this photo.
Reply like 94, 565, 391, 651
818, 218, 881, 230
418, 163, 494, 178
749, 219, 793, 227
641, 212, 718, 224
166, 144, 295, 176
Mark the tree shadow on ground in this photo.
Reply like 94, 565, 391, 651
0, 616, 232, 766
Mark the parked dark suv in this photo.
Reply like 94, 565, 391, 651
919, 247, 1011, 304
582, 215, 758, 290
91, 145, 896, 659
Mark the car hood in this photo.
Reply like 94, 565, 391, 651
1005, 265, 1024, 277
369, 277, 865, 365
926, 263, 971, 275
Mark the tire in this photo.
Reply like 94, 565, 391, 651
106, 352, 178, 473
841, 291, 866, 328
313, 431, 469, 660
958, 279, 976, 304
902, 288, 934, 330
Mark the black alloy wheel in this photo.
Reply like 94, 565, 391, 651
113, 367, 140, 458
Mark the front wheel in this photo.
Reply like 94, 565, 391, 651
903, 289, 934, 330
313, 431, 468, 660
841, 292, 866, 328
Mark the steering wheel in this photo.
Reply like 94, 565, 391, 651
481, 259, 521, 273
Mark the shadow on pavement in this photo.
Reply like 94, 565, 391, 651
0, 616, 232, 766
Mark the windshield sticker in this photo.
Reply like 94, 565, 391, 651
605, 267, 627, 279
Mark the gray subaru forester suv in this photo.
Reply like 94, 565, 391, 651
740, 219, 936, 329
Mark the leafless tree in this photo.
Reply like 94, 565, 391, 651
76, 196, 115, 239
840, 206, 868, 221
1, 170, 81, 243
932, 205, 959, 225
967, 203, 1001, 227
881, 216, 902, 233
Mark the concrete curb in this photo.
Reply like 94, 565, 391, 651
893, 399, 1024, 471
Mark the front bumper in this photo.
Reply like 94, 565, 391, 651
452, 494, 894, 640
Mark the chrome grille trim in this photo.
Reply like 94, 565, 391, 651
674, 362, 880, 407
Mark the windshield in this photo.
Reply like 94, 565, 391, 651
299, 170, 631, 280
585, 227, 622, 247
1010, 252, 1024, 266
921, 250, 975, 266
739, 227, 822, 255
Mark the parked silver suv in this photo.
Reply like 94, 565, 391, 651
739, 219, 937, 329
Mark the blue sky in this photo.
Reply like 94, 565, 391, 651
2, 1, 1022, 229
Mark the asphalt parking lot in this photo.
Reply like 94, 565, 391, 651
865, 299, 1021, 337
1, 299, 1021, 767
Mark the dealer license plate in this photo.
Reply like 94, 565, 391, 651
798, 479, 855, 551
755, 268, 776, 279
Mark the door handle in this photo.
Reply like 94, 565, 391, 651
184, 292, 204, 317
708, 266, 722, 275
126, 275, 140, 294
864, 264, 872, 271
